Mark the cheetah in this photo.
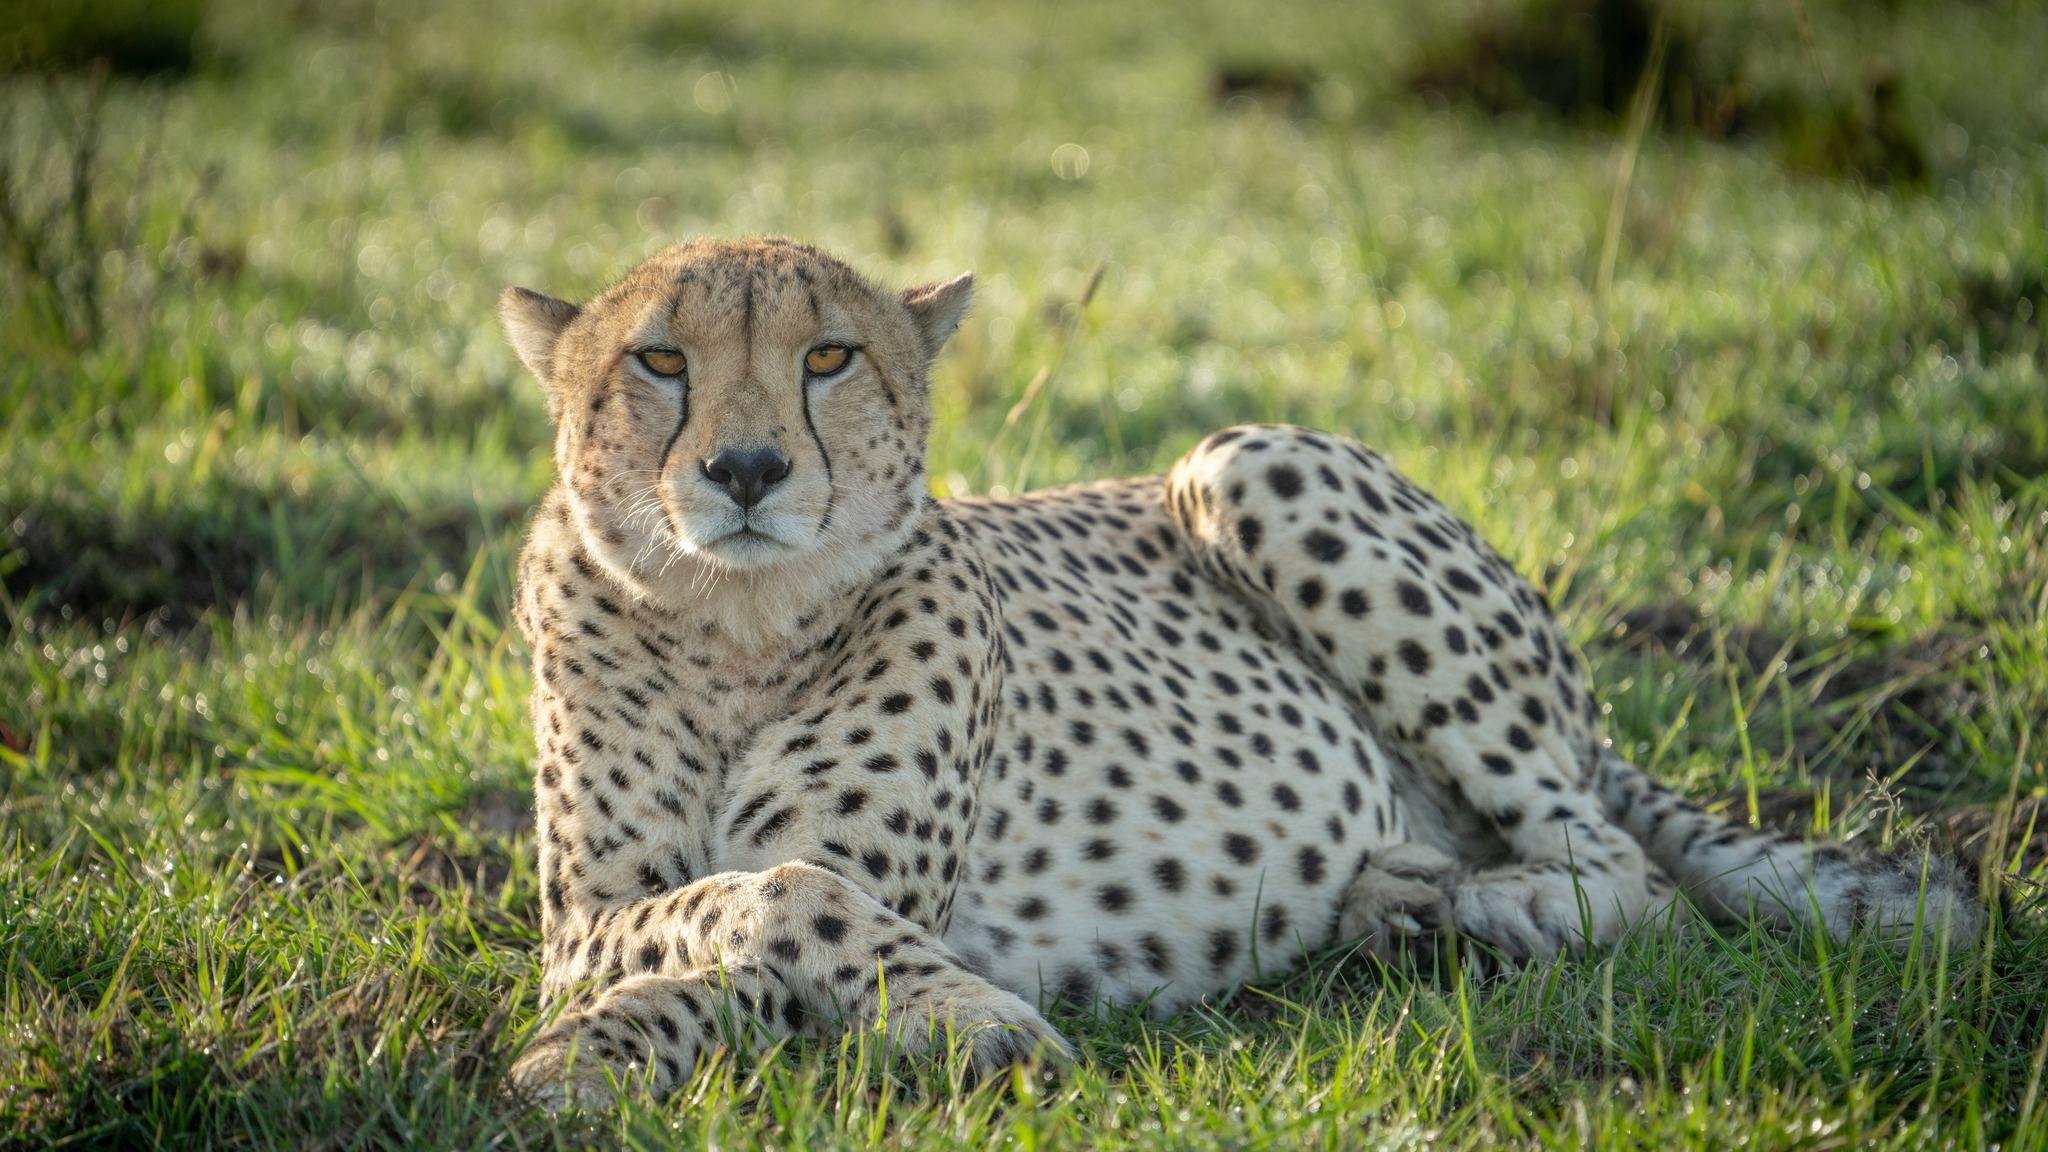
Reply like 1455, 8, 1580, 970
495, 236, 1983, 1106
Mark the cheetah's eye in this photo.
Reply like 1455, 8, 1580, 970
637, 349, 687, 378
804, 344, 853, 377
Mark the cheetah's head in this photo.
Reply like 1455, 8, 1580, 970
500, 237, 969, 626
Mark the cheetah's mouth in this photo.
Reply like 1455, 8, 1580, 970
702, 525, 793, 565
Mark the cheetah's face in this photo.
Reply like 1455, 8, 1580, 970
500, 237, 970, 615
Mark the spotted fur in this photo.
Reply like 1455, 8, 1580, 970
495, 237, 1983, 1107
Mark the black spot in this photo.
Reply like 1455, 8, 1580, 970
1296, 578, 1325, 610
1207, 928, 1239, 970
1397, 639, 1432, 675
1260, 903, 1290, 943
1396, 581, 1433, 617
1266, 464, 1304, 499
1237, 516, 1263, 553
1302, 529, 1346, 563
1140, 934, 1173, 975
1152, 857, 1186, 892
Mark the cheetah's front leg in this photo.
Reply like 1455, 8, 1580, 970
510, 863, 1068, 1107
514, 510, 1070, 1106
511, 954, 793, 1108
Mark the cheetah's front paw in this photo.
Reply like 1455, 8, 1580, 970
890, 978, 1074, 1078
506, 1021, 633, 1110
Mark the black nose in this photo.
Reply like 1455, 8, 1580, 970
701, 446, 792, 510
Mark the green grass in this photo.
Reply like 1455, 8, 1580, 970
3, 0, 2047, 1146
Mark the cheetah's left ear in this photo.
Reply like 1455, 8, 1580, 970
901, 273, 973, 359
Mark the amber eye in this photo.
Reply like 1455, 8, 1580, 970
804, 345, 852, 376
637, 349, 687, 377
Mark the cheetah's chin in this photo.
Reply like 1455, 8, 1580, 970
669, 508, 819, 570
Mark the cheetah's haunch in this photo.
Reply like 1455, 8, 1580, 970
495, 236, 1983, 1107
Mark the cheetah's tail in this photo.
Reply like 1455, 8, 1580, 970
1592, 748, 1986, 949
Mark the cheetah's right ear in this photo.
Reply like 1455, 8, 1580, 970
499, 286, 580, 399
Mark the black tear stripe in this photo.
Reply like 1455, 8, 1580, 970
657, 387, 691, 479
655, 281, 692, 479
802, 382, 836, 536
796, 279, 836, 534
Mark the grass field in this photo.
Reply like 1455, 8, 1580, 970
3, 0, 2047, 1146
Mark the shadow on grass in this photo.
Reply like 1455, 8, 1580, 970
1595, 598, 1979, 772
1402, 0, 1932, 185
0, 468, 527, 627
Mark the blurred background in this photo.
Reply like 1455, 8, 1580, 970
2, 0, 2046, 1142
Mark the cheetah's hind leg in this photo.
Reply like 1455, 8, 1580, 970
1168, 424, 1659, 960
